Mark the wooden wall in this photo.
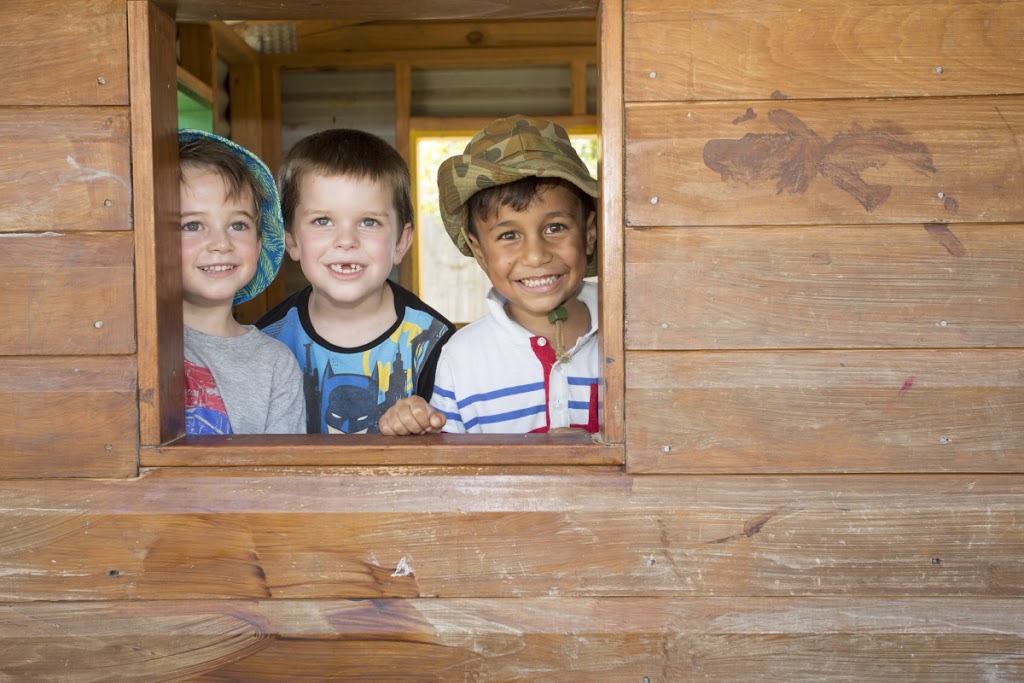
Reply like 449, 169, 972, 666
1, 0, 1023, 680
0, 0, 139, 478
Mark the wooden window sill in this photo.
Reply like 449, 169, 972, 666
143, 432, 624, 467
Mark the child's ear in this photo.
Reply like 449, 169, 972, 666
466, 230, 487, 269
584, 210, 598, 256
391, 223, 414, 264
284, 230, 300, 260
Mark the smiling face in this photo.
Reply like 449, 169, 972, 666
285, 173, 413, 315
180, 166, 261, 322
467, 183, 596, 334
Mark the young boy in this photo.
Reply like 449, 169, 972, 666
178, 129, 306, 435
256, 129, 455, 434
379, 115, 600, 435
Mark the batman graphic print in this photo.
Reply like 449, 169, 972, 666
256, 282, 454, 434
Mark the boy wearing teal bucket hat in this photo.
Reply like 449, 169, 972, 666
178, 129, 305, 435
379, 115, 600, 435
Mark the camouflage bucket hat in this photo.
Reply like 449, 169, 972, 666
437, 115, 599, 276
178, 129, 285, 305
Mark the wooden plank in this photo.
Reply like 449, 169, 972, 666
625, 0, 1024, 102
1, 597, 1022, 681
176, 64, 213, 104
395, 62, 415, 291
599, 0, 626, 444
142, 433, 624, 467
626, 225, 1024, 350
0, 0, 128, 106
173, 1, 599, 22
0, 472, 1021, 599
0, 233, 136, 356
293, 18, 597, 53
210, 21, 260, 64
129, 0, 184, 445
177, 23, 216, 88
625, 98, 1024, 227
626, 350, 1024, 474
0, 108, 131, 233
263, 45, 597, 69
226, 61, 270, 324
0, 357, 137, 478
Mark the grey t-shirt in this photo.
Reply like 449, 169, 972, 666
184, 325, 306, 434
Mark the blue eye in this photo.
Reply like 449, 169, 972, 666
181, 221, 201, 232
313, 216, 331, 227
360, 217, 382, 228
229, 221, 250, 232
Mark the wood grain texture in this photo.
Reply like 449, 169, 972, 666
293, 18, 597, 53
129, 0, 185, 446
1, 597, 1022, 681
143, 433, 624, 466
0, 357, 138, 478
0, 233, 135, 356
599, 0, 626, 443
0, 472, 1020, 599
0, 108, 131, 233
172, 0, 599, 22
0, 0, 128, 106
263, 45, 597, 69
626, 349, 1024, 474
624, 0, 1024, 102
625, 98, 1024, 227
625, 225, 1024, 350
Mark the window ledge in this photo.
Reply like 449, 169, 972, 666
143, 432, 624, 467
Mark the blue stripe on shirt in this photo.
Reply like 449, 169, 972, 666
433, 385, 456, 400
458, 382, 545, 409
567, 376, 599, 386
464, 404, 547, 431
568, 400, 592, 410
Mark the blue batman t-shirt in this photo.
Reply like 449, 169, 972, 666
256, 282, 454, 434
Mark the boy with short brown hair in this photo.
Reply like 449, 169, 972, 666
380, 115, 599, 435
256, 128, 454, 434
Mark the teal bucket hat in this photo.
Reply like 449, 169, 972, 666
178, 129, 285, 305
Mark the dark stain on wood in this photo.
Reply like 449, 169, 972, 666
709, 507, 789, 544
703, 110, 936, 211
925, 223, 967, 257
732, 107, 757, 125
770, 90, 791, 100
944, 195, 960, 213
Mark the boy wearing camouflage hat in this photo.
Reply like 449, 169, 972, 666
379, 115, 600, 435
178, 130, 305, 435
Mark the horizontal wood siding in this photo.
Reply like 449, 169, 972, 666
626, 225, 1023, 349
624, 0, 1024, 102
0, 108, 132, 233
0, 0, 129, 106
625, 98, 1024, 227
0, 472, 1021, 600
1, 598, 1022, 681
626, 350, 1024, 473
0, 357, 138, 478
0, 0, 139, 483
0, 233, 136, 356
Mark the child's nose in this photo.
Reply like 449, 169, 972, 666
332, 224, 359, 249
522, 235, 552, 266
207, 229, 232, 251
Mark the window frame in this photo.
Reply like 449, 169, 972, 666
131, 0, 625, 466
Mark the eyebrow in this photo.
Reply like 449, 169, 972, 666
491, 210, 577, 229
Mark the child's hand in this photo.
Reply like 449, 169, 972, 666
379, 396, 447, 435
